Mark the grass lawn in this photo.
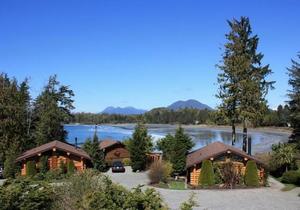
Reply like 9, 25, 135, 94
168, 180, 185, 190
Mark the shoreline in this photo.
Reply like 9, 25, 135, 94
65, 123, 291, 154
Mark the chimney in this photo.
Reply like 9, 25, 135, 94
248, 136, 252, 155
75, 137, 78, 149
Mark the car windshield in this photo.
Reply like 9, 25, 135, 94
113, 161, 123, 167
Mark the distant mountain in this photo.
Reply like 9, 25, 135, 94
101, 106, 147, 115
168, 99, 212, 110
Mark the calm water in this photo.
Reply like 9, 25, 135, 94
65, 124, 289, 153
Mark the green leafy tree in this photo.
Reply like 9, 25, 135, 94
287, 53, 300, 147
217, 17, 274, 147
199, 160, 215, 186
33, 75, 74, 145
271, 143, 296, 172
127, 122, 153, 172
244, 160, 259, 187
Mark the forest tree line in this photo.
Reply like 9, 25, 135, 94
0, 74, 75, 176
71, 105, 291, 127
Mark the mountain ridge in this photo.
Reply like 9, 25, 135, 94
101, 106, 147, 115
167, 99, 212, 110
101, 99, 212, 115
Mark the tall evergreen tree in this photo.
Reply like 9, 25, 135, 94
170, 126, 194, 174
127, 122, 153, 172
157, 126, 194, 174
217, 17, 274, 148
33, 75, 74, 145
0, 73, 31, 165
82, 126, 106, 171
287, 53, 300, 147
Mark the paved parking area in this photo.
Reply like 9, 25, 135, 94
106, 167, 300, 210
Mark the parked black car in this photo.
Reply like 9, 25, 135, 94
0, 165, 3, 179
111, 161, 125, 173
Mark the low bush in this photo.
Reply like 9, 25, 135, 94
123, 158, 131, 166
180, 192, 198, 210
148, 161, 173, 184
245, 160, 259, 187
44, 168, 65, 180
67, 160, 76, 174
199, 160, 215, 186
26, 160, 37, 177
3, 153, 17, 178
220, 161, 241, 188
0, 179, 55, 210
213, 163, 223, 184
59, 160, 66, 173
53, 169, 168, 210
39, 155, 49, 174
281, 170, 300, 185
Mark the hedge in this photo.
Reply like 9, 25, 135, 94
67, 160, 76, 174
244, 160, 259, 187
281, 170, 300, 185
199, 160, 215, 186
26, 160, 37, 177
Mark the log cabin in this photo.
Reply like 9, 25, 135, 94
186, 141, 265, 186
99, 139, 162, 166
100, 140, 130, 166
16, 140, 91, 176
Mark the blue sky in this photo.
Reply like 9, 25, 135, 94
1, 0, 300, 112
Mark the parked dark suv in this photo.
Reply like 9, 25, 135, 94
111, 161, 125, 173
0, 165, 3, 179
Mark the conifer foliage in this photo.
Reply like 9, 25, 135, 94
157, 126, 194, 175
127, 122, 153, 172
83, 128, 106, 172
199, 160, 215, 186
244, 160, 259, 186
217, 17, 274, 148
33, 75, 74, 145
287, 53, 300, 147
0, 74, 31, 168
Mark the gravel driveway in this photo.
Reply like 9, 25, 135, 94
106, 167, 300, 210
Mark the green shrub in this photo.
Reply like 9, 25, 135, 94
26, 160, 37, 177
124, 187, 167, 210
67, 160, 76, 174
199, 160, 215, 186
59, 160, 66, 173
39, 156, 49, 174
213, 163, 223, 184
45, 168, 65, 181
0, 179, 55, 210
244, 160, 259, 187
122, 158, 131, 166
219, 161, 242, 188
53, 169, 168, 210
3, 153, 17, 178
148, 161, 173, 184
180, 192, 198, 210
281, 170, 300, 185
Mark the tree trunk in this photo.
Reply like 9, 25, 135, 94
232, 122, 236, 146
242, 120, 248, 152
